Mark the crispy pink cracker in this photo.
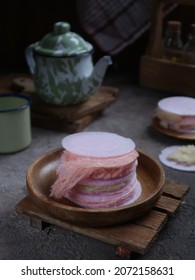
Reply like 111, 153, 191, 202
62, 131, 135, 158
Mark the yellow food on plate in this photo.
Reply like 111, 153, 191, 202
167, 145, 195, 166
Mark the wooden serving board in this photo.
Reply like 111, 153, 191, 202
0, 74, 119, 132
15, 180, 189, 258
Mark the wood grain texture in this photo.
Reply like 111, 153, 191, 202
15, 180, 189, 256
140, 56, 195, 97
0, 74, 119, 132
140, 0, 195, 96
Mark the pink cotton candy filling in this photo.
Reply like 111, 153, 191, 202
50, 150, 139, 198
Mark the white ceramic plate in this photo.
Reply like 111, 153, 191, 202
159, 145, 195, 172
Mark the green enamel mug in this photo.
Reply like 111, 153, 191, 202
0, 94, 32, 153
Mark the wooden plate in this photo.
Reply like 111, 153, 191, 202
26, 148, 165, 227
152, 117, 195, 140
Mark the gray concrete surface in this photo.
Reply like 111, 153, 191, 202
0, 72, 194, 260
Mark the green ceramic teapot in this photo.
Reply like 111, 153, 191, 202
25, 21, 112, 105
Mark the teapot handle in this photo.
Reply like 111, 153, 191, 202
25, 43, 37, 75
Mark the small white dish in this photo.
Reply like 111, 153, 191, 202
159, 145, 195, 172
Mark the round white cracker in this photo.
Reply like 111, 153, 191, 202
158, 96, 195, 116
62, 131, 135, 158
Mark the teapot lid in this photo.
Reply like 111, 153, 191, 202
34, 21, 93, 57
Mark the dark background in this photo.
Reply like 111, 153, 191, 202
1, 0, 195, 73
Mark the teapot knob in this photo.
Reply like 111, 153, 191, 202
53, 22, 70, 34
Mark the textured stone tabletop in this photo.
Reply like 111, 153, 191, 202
0, 72, 194, 260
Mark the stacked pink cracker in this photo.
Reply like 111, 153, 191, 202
50, 132, 142, 208
155, 96, 195, 133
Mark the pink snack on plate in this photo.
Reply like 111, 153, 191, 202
50, 132, 142, 208
156, 96, 195, 133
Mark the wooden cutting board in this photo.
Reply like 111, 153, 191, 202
0, 74, 119, 132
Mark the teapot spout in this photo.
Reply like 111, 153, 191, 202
85, 55, 112, 96
93, 55, 112, 77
